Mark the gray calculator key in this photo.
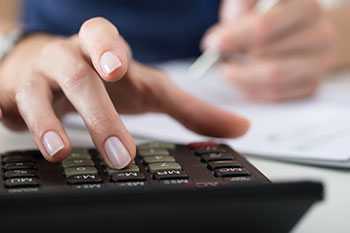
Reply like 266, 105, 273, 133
138, 142, 176, 150
65, 152, 91, 161
143, 155, 176, 164
138, 148, 170, 157
106, 164, 140, 175
62, 159, 95, 168
148, 162, 182, 173
64, 167, 98, 177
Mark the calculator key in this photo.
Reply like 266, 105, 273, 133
143, 155, 176, 164
194, 147, 226, 155
207, 161, 242, 170
4, 162, 37, 171
67, 174, 102, 185
153, 169, 188, 180
138, 148, 170, 157
66, 152, 91, 161
4, 169, 37, 178
138, 142, 176, 150
188, 142, 218, 150
201, 153, 234, 162
64, 167, 98, 177
148, 162, 182, 173
106, 164, 140, 175
111, 172, 145, 182
214, 168, 250, 177
62, 159, 95, 168
1, 154, 36, 163
4, 177, 40, 188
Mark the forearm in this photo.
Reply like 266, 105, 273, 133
326, 6, 350, 70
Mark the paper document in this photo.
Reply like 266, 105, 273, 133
64, 61, 350, 168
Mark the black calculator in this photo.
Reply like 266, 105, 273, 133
0, 141, 323, 233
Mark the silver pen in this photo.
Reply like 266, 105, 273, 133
187, 0, 280, 80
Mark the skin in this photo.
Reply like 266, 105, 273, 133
202, 0, 340, 102
0, 18, 249, 167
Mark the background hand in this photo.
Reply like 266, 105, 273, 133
203, 0, 337, 102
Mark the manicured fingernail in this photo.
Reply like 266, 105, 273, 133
104, 137, 131, 169
42, 131, 64, 157
100, 51, 122, 76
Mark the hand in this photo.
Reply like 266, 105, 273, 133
0, 17, 249, 168
203, 0, 337, 102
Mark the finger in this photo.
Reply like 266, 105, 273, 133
79, 17, 129, 81
254, 19, 336, 57
205, 0, 322, 53
15, 76, 71, 162
221, 54, 334, 89
220, 0, 257, 21
130, 63, 250, 138
244, 81, 319, 102
37, 40, 135, 169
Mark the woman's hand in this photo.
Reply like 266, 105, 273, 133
203, 0, 337, 102
0, 18, 249, 168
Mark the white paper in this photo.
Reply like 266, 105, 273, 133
64, 61, 350, 168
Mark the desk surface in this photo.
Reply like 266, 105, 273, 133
0, 125, 349, 233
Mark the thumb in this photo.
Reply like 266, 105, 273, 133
220, 0, 258, 21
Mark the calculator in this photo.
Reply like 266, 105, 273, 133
0, 141, 323, 233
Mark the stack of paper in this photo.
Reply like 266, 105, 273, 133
64, 61, 350, 168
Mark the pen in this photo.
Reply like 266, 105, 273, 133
187, 0, 280, 80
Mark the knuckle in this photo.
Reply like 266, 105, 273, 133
39, 39, 67, 60
60, 62, 91, 90
85, 112, 115, 134
80, 17, 118, 38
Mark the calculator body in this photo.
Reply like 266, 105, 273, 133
0, 142, 323, 233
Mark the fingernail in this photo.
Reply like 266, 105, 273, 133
42, 131, 64, 157
0, 108, 2, 120
100, 51, 122, 76
104, 136, 131, 169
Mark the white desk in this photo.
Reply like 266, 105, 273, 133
0, 124, 349, 233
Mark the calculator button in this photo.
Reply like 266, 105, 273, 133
153, 169, 188, 180
214, 168, 250, 177
148, 162, 182, 173
4, 169, 37, 178
143, 155, 176, 164
194, 147, 226, 155
106, 164, 140, 175
1, 154, 36, 163
66, 152, 91, 161
4, 162, 37, 171
62, 159, 95, 168
67, 174, 102, 185
138, 142, 176, 150
111, 172, 145, 182
138, 148, 170, 157
207, 161, 242, 170
188, 142, 218, 149
4, 177, 40, 188
64, 167, 98, 177
201, 153, 234, 162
